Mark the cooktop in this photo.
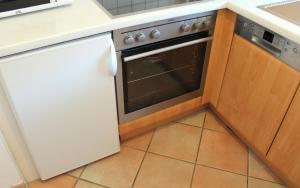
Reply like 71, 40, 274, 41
97, 0, 203, 16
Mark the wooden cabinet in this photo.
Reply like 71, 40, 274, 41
267, 87, 300, 188
217, 34, 300, 155
202, 9, 236, 106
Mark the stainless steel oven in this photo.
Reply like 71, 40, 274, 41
114, 12, 216, 124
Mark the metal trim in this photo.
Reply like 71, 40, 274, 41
123, 36, 213, 62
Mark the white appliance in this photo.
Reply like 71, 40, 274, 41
0, 0, 73, 19
0, 33, 120, 180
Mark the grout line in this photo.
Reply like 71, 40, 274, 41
78, 165, 87, 179
203, 125, 248, 151
130, 128, 156, 188
189, 112, 207, 188
146, 129, 155, 152
176, 112, 232, 135
72, 165, 87, 188
247, 176, 286, 186
147, 151, 195, 165
198, 164, 248, 177
122, 145, 147, 152
175, 121, 203, 129
202, 127, 230, 134
76, 178, 110, 188
247, 148, 249, 188
74, 164, 111, 188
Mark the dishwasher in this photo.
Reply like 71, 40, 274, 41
235, 16, 300, 71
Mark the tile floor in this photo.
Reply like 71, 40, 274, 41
27, 110, 287, 188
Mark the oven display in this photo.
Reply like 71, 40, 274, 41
0, 0, 50, 12
263, 30, 275, 43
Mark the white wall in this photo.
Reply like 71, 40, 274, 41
0, 131, 23, 188
0, 85, 39, 181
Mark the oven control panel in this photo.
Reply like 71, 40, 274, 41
236, 16, 300, 71
113, 11, 216, 51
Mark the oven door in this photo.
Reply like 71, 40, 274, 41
116, 32, 212, 123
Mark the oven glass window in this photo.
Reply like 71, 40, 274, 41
0, 0, 50, 12
123, 42, 207, 113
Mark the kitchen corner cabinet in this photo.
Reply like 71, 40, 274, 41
217, 34, 300, 155
267, 87, 300, 188
0, 33, 120, 179
202, 9, 236, 106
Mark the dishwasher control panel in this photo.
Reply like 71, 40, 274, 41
236, 16, 300, 71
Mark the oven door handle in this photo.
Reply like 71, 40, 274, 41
123, 36, 213, 62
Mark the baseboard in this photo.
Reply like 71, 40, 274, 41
119, 97, 207, 141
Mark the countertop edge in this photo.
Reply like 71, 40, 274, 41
0, 0, 300, 58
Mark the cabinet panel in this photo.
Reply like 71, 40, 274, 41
217, 34, 300, 155
267, 87, 300, 188
202, 9, 236, 106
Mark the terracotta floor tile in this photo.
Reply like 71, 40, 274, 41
248, 177, 287, 188
197, 129, 248, 175
204, 112, 228, 133
191, 165, 247, 188
11, 183, 26, 188
133, 153, 194, 188
177, 111, 206, 127
148, 123, 202, 162
122, 131, 154, 151
28, 175, 76, 188
67, 166, 85, 177
81, 147, 145, 188
75, 180, 105, 188
249, 151, 283, 184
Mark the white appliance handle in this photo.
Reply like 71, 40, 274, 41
109, 39, 118, 76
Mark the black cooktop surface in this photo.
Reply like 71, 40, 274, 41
97, 0, 204, 16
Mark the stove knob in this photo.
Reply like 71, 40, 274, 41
180, 23, 191, 32
136, 32, 146, 42
293, 48, 298, 53
151, 29, 161, 39
193, 21, 204, 29
124, 35, 135, 45
204, 20, 212, 27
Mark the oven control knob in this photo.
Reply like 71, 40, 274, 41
136, 32, 146, 42
124, 35, 135, 45
193, 22, 204, 29
180, 23, 191, 32
151, 29, 161, 39
204, 20, 212, 27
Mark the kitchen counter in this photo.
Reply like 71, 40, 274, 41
0, 0, 300, 58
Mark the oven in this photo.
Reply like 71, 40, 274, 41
114, 12, 215, 123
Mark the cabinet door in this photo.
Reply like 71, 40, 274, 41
0, 33, 120, 179
267, 87, 300, 188
217, 34, 300, 155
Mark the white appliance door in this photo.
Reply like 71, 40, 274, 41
0, 33, 120, 180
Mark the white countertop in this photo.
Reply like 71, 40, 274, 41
0, 0, 299, 58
